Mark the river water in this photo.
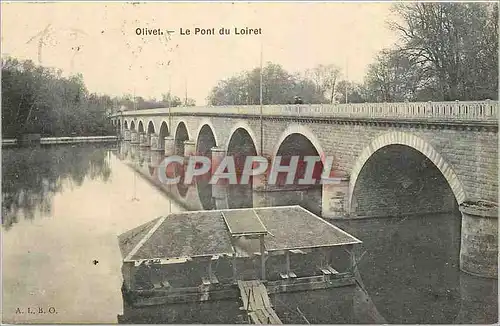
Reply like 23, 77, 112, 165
2, 143, 497, 324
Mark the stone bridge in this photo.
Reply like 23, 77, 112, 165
111, 101, 497, 216
111, 100, 498, 277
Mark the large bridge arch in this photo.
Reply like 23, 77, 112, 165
272, 124, 326, 164
225, 121, 260, 156
348, 131, 467, 215
225, 123, 260, 209
271, 124, 326, 215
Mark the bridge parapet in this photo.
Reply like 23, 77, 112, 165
114, 100, 498, 123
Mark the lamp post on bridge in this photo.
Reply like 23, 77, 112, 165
259, 35, 264, 155
345, 56, 349, 104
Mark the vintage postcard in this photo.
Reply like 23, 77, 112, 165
1, 1, 498, 324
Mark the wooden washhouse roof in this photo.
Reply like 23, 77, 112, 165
117, 206, 362, 263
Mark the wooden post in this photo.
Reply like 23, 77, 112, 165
323, 247, 329, 267
122, 261, 137, 290
285, 250, 291, 275
232, 254, 237, 282
260, 234, 266, 280
348, 244, 356, 272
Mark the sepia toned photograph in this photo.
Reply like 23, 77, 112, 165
1, 1, 498, 324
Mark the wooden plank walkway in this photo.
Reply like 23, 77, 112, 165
237, 280, 282, 324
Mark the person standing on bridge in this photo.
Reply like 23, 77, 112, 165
294, 96, 303, 104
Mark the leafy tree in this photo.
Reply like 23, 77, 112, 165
293, 77, 329, 104
184, 98, 196, 106
1, 57, 115, 137
389, 2, 498, 100
207, 62, 328, 105
363, 49, 423, 102
161, 92, 182, 107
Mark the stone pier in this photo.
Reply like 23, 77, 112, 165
252, 173, 271, 208
183, 140, 196, 157
459, 200, 498, 278
130, 131, 139, 144
164, 136, 175, 156
322, 174, 350, 219
211, 146, 229, 209
123, 129, 131, 141
139, 133, 149, 147
454, 272, 498, 323
149, 150, 164, 168
150, 134, 161, 151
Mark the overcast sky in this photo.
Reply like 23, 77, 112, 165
2, 2, 398, 105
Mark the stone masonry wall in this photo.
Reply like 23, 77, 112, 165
122, 115, 498, 211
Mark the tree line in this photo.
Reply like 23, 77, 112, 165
207, 62, 342, 105
1, 58, 195, 137
2, 58, 114, 137
116, 92, 196, 111
207, 2, 498, 105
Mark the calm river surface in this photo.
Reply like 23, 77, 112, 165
2, 143, 497, 324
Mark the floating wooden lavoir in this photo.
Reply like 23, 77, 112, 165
118, 205, 362, 309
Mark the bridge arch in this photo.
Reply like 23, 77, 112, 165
174, 120, 191, 145
158, 121, 169, 148
174, 120, 190, 198
348, 131, 466, 215
225, 121, 260, 156
196, 123, 218, 156
195, 123, 218, 210
137, 120, 144, 133
272, 124, 326, 164
271, 124, 325, 215
226, 123, 259, 209
195, 119, 219, 150
147, 120, 156, 134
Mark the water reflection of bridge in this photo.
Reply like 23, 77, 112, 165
115, 141, 322, 215
113, 142, 497, 324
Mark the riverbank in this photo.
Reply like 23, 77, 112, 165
2, 136, 118, 146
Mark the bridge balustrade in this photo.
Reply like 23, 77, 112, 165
114, 100, 497, 122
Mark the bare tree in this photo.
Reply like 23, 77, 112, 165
389, 2, 498, 100
311, 64, 342, 104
